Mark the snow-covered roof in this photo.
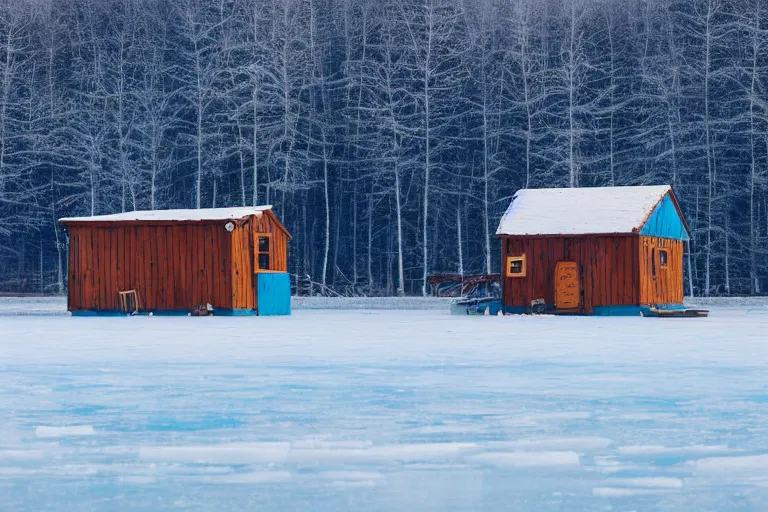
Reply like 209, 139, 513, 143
496, 185, 674, 236
59, 206, 273, 224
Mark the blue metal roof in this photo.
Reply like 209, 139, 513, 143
639, 194, 690, 241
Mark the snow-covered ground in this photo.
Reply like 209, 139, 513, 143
0, 295, 460, 314
1, 294, 766, 314
1, 303, 768, 510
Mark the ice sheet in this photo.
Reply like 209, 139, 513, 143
0, 307, 767, 510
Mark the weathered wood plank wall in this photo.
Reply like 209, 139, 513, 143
638, 236, 684, 305
501, 235, 640, 313
230, 222, 253, 310
67, 223, 234, 312
251, 211, 289, 272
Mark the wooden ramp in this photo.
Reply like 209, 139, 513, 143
648, 307, 709, 318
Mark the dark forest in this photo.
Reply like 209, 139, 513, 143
0, 0, 766, 296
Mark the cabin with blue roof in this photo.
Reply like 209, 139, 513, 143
495, 185, 692, 316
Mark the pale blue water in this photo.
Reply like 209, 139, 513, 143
1, 307, 767, 510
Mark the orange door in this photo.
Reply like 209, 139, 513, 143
555, 261, 580, 310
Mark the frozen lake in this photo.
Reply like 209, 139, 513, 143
1, 303, 768, 510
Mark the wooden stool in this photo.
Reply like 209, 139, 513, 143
117, 290, 141, 315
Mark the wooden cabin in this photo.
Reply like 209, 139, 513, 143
59, 206, 292, 316
495, 185, 691, 316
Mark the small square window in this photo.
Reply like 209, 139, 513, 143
506, 255, 526, 278
258, 236, 270, 252
659, 249, 668, 267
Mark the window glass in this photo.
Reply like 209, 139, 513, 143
258, 254, 270, 270
506, 255, 526, 278
659, 249, 668, 267
255, 234, 271, 270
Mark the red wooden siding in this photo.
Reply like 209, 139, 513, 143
638, 236, 684, 305
501, 235, 640, 313
67, 223, 234, 312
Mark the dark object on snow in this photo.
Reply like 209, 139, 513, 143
190, 303, 214, 316
450, 297, 503, 316
530, 299, 547, 314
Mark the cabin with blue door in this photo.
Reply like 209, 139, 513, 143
59, 206, 292, 316
495, 185, 692, 316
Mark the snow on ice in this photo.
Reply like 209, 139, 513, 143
1, 302, 768, 510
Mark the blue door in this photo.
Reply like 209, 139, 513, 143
256, 273, 291, 316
